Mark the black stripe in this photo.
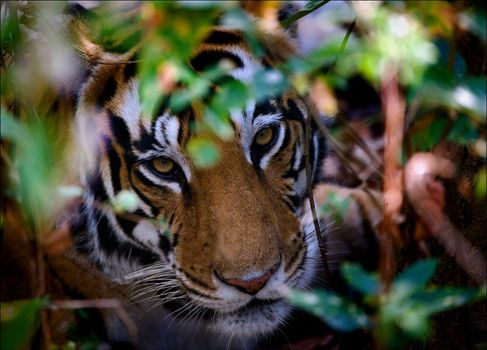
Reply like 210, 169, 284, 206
280, 126, 291, 152
103, 137, 122, 194
123, 62, 136, 81
87, 173, 108, 201
159, 235, 172, 254
281, 196, 297, 214
252, 100, 276, 122
128, 171, 160, 217
190, 50, 244, 72
108, 112, 132, 153
181, 271, 218, 292
283, 99, 306, 125
97, 76, 117, 110
95, 210, 158, 266
115, 214, 137, 239
203, 30, 242, 45
137, 128, 156, 151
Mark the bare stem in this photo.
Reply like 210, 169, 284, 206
304, 114, 331, 281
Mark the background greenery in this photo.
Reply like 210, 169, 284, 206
1, 1, 486, 349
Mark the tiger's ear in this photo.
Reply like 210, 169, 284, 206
66, 2, 136, 66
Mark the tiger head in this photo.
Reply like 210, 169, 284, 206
73, 25, 325, 340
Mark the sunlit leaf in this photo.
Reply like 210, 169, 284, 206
111, 190, 140, 213
410, 287, 482, 315
288, 289, 369, 332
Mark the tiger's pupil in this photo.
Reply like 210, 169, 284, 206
152, 157, 175, 174
255, 127, 274, 146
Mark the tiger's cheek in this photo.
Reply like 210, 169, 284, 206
173, 217, 217, 289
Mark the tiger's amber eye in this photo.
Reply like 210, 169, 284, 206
255, 127, 274, 146
151, 157, 175, 174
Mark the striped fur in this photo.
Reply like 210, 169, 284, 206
72, 26, 326, 344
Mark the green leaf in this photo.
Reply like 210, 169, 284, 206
447, 115, 479, 144
251, 69, 289, 102
410, 115, 449, 152
287, 289, 369, 332
1, 297, 47, 350
0, 109, 27, 141
475, 169, 486, 200
394, 259, 438, 290
186, 137, 221, 168
212, 80, 249, 111
319, 191, 350, 224
111, 190, 140, 213
1, 111, 59, 228
280, 0, 331, 28
342, 263, 380, 295
203, 107, 234, 140
410, 287, 483, 315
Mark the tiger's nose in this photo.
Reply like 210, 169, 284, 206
220, 267, 277, 295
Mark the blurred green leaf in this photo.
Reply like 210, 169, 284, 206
342, 263, 380, 295
410, 66, 487, 119
1, 110, 59, 228
288, 289, 369, 332
410, 287, 482, 315
319, 191, 350, 224
1, 297, 47, 350
394, 259, 437, 290
459, 11, 487, 43
111, 190, 140, 213
221, 8, 264, 57
280, 0, 331, 28
186, 136, 220, 168
0, 109, 27, 141
251, 69, 289, 102
475, 169, 486, 200
447, 115, 479, 144
203, 107, 234, 140
410, 115, 448, 152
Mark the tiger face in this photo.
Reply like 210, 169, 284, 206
74, 27, 325, 340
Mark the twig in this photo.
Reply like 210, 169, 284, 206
304, 113, 331, 281
378, 66, 406, 287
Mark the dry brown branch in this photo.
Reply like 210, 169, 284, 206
377, 67, 406, 286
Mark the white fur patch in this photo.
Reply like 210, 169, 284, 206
117, 79, 142, 140
132, 219, 160, 248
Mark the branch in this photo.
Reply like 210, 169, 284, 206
304, 113, 331, 281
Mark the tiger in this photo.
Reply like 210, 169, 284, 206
49, 5, 330, 349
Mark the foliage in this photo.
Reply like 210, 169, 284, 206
1, 297, 47, 350
1, 0, 486, 349
288, 260, 485, 349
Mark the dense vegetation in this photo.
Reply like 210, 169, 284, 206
1, 1, 486, 349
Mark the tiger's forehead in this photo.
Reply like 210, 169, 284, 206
137, 98, 283, 159
104, 25, 307, 170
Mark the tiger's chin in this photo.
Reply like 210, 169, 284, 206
210, 298, 291, 339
